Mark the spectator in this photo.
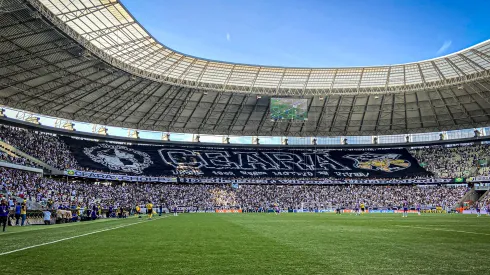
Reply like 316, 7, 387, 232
43, 209, 51, 225
20, 201, 27, 226
15, 202, 21, 226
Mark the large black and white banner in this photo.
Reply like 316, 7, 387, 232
61, 137, 431, 179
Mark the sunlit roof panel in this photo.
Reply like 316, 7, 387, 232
359, 68, 388, 88
306, 70, 336, 89
433, 59, 458, 79
465, 52, 490, 70
419, 62, 441, 82
35, 0, 490, 95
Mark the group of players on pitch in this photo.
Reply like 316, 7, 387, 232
334, 201, 423, 217
128, 201, 490, 219
134, 203, 179, 219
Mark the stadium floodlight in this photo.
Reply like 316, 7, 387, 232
16, 112, 40, 125
128, 129, 139, 139
54, 119, 74, 131
319, 96, 324, 101
457, 85, 464, 90
92, 125, 108, 135
256, 95, 262, 99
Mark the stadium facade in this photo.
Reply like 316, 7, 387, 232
1, 0, 490, 142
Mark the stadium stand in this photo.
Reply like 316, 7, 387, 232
0, 167, 468, 212
0, 123, 487, 215
0, 151, 40, 169
409, 145, 490, 178
2, 123, 490, 180
0, 126, 80, 170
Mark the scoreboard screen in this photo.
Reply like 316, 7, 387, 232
270, 98, 308, 120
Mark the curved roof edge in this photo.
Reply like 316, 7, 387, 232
29, 0, 490, 95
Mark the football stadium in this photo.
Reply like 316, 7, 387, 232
1, 0, 490, 274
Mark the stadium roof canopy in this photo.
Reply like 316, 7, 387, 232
1, 0, 490, 137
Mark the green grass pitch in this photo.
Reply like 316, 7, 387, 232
1, 213, 490, 274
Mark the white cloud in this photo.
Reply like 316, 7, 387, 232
436, 40, 452, 55
226, 33, 231, 42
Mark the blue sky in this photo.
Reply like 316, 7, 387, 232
120, 0, 490, 67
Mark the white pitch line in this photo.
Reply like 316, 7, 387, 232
1, 217, 134, 236
0, 216, 169, 256
394, 225, 490, 236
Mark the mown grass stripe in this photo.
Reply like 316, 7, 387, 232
0, 216, 168, 256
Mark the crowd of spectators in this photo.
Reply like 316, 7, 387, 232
227, 184, 467, 210
0, 151, 40, 169
478, 189, 490, 207
409, 144, 490, 178
0, 125, 80, 170
0, 123, 488, 214
0, 167, 468, 212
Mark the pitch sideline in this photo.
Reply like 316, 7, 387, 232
1, 216, 142, 236
0, 216, 170, 256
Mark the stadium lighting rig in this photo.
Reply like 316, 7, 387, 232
54, 119, 74, 131
15, 112, 40, 125
128, 129, 139, 139
92, 125, 108, 135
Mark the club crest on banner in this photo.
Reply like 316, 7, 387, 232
343, 153, 411, 172
83, 144, 152, 174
